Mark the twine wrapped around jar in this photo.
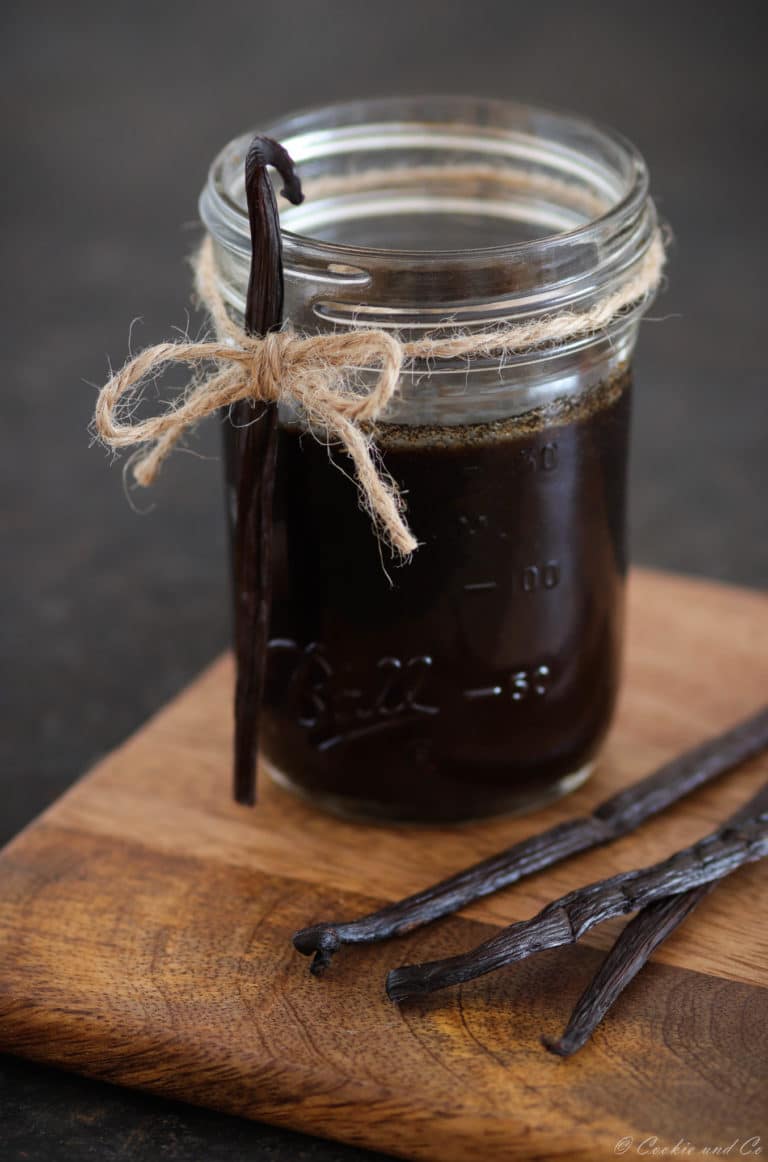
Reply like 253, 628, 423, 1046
93, 230, 665, 558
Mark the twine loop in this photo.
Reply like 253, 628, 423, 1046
94, 231, 665, 558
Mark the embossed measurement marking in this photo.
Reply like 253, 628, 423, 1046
464, 664, 552, 702
464, 684, 504, 700
461, 442, 559, 475
462, 564, 560, 592
457, 513, 489, 536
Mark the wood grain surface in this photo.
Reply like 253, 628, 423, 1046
0, 569, 766, 1161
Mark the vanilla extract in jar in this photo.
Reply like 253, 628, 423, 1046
263, 370, 631, 821
200, 96, 659, 822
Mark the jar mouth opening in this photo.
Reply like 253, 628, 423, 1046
201, 95, 649, 266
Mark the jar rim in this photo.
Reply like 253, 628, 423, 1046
200, 94, 651, 267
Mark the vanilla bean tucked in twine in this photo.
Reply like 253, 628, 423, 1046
230, 135, 303, 806
94, 228, 665, 558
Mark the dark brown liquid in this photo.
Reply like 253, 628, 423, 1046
253, 372, 631, 821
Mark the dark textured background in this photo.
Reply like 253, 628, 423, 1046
1, 1, 765, 1158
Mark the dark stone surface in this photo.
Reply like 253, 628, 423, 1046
0, 0, 764, 1158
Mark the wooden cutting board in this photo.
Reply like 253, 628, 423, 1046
1, 569, 767, 1161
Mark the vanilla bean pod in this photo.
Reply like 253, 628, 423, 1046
543, 780, 768, 1056
544, 890, 710, 1054
231, 137, 303, 805
293, 705, 768, 971
386, 786, 768, 1002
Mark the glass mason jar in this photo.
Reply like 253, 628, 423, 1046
199, 96, 658, 823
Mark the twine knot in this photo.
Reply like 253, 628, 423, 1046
94, 231, 665, 558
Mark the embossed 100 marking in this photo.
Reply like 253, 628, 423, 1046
464, 561, 561, 593
518, 561, 560, 592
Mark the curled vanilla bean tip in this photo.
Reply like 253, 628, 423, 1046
293, 925, 341, 975
245, 135, 305, 207
310, 952, 332, 977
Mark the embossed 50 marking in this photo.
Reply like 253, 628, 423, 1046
464, 664, 552, 702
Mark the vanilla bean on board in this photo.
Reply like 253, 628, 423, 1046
293, 705, 768, 972
231, 136, 303, 805
543, 780, 768, 1056
385, 784, 768, 1002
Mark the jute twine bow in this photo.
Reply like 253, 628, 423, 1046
94, 230, 665, 558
